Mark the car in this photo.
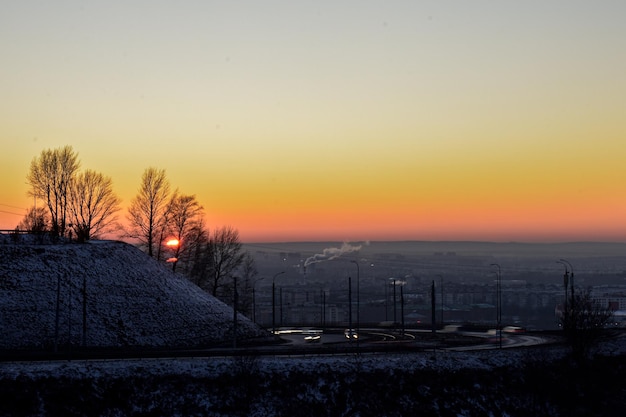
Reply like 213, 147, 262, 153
344, 329, 358, 340
443, 324, 462, 333
304, 334, 321, 343
503, 326, 525, 333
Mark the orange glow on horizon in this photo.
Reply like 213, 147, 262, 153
2, 2, 626, 244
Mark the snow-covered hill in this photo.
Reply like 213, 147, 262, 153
0, 237, 268, 349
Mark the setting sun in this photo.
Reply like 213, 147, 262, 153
166, 239, 180, 248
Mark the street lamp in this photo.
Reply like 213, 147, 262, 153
382, 278, 390, 321
490, 263, 502, 349
431, 280, 436, 334
252, 277, 264, 324
560, 258, 575, 306
272, 271, 285, 334
350, 260, 360, 337
166, 238, 180, 272
54, 272, 63, 353
319, 287, 326, 329
390, 278, 397, 326
556, 260, 570, 311
233, 275, 238, 349
348, 274, 353, 342
400, 280, 405, 336
437, 275, 444, 326
280, 287, 284, 327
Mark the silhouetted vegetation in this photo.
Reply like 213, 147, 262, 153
559, 288, 613, 361
125, 167, 172, 257
124, 167, 252, 307
23, 146, 121, 241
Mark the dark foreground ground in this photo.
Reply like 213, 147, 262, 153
1, 343, 625, 417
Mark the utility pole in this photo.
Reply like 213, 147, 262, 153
392, 278, 397, 326
348, 275, 352, 341
560, 259, 575, 307
54, 273, 61, 353
438, 275, 444, 326
233, 276, 238, 349
400, 283, 405, 336
272, 271, 284, 334
431, 280, 436, 334
280, 287, 283, 327
557, 260, 570, 313
350, 260, 360, 342
82, 276, 87, 347
491, 263, 502, 349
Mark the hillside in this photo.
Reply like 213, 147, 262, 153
0, 237, 268, 349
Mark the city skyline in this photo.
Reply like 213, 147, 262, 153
2, 1, 626, 243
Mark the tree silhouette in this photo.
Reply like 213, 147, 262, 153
559, 288, 613, 361
26, 146, 80, 237
236, 252, 259, 316
68, 169, 122, 241
18, 206, 49, 233
126, 167, 171, 257
163, 192, 204, 271
189, 226, 246, 300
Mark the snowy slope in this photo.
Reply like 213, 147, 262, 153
0, 237, 268, 349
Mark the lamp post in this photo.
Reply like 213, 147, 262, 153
390, 278, 397, 326
82, 276, 87, 347
280, 287, 284, 327
490, 263, 502, 349
252, 277, 264, 324
384, 279, 388, 321
319, 287, 326, 329
272, 271, 285, 334
556, 260, 570, 312
560, 258, 575, 306
350, 260, 360, 337
233, 275, 238, 349
438, 274, 444, 326
348, 275, 353, 342
54, 272, 62, 353
401, 282, 405, 335
431, 280, 436, 334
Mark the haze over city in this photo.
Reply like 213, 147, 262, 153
2, 1, 625, 243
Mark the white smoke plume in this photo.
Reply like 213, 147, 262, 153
304, 242, 364, 267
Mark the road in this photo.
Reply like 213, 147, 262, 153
0, 328, 559, 362
274, 327, 553, 351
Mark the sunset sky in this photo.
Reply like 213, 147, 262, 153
2, 1, 625, 243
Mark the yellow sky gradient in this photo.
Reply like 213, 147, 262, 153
1, 1, 625, 242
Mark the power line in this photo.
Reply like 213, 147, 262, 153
0, 203, 26, 210
0, 203, 27, 217
0, 209, 23, 217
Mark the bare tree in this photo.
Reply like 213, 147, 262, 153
18, 206, 49, 233
174, 220, 208, 274
68, 169, 122, 241
26, 146, 80, 237
187, 226, 210, 286
190, 226, 246, 300
163, 192, 204, 272
559, 288, 613, 361
237, 252, 259, 316
126, 168, 171, 257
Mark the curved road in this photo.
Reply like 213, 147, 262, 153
275, 327, 553, 351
